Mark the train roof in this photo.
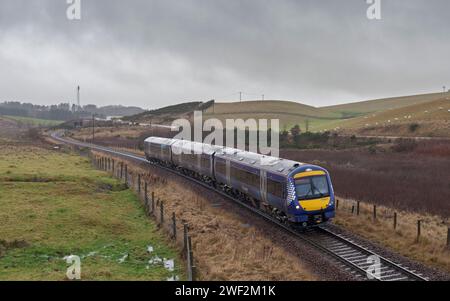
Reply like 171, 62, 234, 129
171, 139, 222, 155
145, 137, 317, 176
144, 136, 176, 146
214, 147, 306, 176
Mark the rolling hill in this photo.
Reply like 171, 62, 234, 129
321, 92, 449, 117
125, 91, 450, 137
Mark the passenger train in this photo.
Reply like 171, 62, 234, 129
144, 137, 335, 227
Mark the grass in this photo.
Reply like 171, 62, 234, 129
2, 115, 64, 127
98, 153, 316, 280
0, 144, 183, 280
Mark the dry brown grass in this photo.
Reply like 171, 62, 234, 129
334, 197, 450, 273
92, 151, 317, 281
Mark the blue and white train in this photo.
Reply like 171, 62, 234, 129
144, 137, 335, 226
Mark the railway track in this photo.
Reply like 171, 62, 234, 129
50, 131, 429, 281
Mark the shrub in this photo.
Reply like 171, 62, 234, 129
409, 123, 420, 132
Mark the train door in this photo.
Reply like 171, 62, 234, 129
226, 160, 231, 186
260, 170, 267, 204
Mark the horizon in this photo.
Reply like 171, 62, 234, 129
1, 88, 447, 111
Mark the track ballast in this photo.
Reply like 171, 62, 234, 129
51, 132, 428, 281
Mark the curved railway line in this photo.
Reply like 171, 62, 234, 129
50, 131, 429, 281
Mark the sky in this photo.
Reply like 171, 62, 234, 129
0, 0, 449, 109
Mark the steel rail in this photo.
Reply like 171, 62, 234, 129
50, 131, 428, 281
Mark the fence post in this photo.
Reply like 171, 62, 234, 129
183, 223, 188, 253
393, 212, 397, 230
351, 205, 355, 214
124, 165, 128, 185
160, 201, 164, 225
138, 174, 141, 195
336, 199, 339, 210
356, 201, 360, 216
373, 205, 377, 220
112, 159, 115, 174
151, 192, 155, 214
144, 182, 148, 204
172, 212, 177, 239
416, 220, 421, 242
447, 228, 450, 249
188, 236, 195, 281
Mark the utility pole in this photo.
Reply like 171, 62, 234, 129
77, 86, 80, 110
262, 94, 265, 101
239, 92, 242, 102
444, 86, 446, 93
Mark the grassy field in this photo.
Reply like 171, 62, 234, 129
2, 115, 64, 127
0, 144, 183, 280
322, 91, 449, 116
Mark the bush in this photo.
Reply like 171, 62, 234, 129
409, 123, 420, 132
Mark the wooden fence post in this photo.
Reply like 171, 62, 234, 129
124, 165, 128, 185
351, 205, 355, 214
172, 212, 177, 239
151, 192, 155, 214
188, 236, 195, 281
393, 212, 397, 230
160, 201, 164, 225
183, 223, 188, 253
416, 220, 421, 242
356, 201, 360, 216
138, 174, 141, 194
447, 228, 450, 249
336, 199, 339, 210
144, 182, 148, 203
112, 159, 115, 174
373, 205, 377, 220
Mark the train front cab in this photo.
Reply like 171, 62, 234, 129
286, 167, 335, 226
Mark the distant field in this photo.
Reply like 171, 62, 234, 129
0, 144, 182, 280
2, 115, 64, 127
203, 100, 342, 130
321, 91, 450, 116
316, 98, 450, 136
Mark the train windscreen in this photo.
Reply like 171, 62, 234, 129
295, 176, 330, 200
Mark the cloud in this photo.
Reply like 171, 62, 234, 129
0, 0, 449, 108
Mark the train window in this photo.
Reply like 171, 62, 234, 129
231, 166, 259, 187
267, 179, 284, 198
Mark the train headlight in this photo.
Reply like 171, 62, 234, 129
296, 205, 300, 210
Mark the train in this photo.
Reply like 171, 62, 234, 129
144, 137, 335, 227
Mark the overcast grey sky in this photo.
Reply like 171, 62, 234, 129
0, 0, 449, 109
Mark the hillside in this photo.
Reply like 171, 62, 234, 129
124, 91, 449, 136
321, 92, 449, 117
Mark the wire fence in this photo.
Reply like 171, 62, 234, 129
336, 198, 450, 247
87, 150, 197, 281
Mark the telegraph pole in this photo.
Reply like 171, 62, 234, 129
262, 94, 265, 101
239, 92, 242, 102
77, 86, 80, 110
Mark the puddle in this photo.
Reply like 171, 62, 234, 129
118, 253, 128, 263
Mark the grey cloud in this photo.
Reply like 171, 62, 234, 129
0, 0, 449, 108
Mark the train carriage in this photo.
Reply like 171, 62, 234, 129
144, 137, 335, 226
144, 137, 175, 163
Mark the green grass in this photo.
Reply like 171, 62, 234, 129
2, 115, 64, 127
0, 145, 183, 280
